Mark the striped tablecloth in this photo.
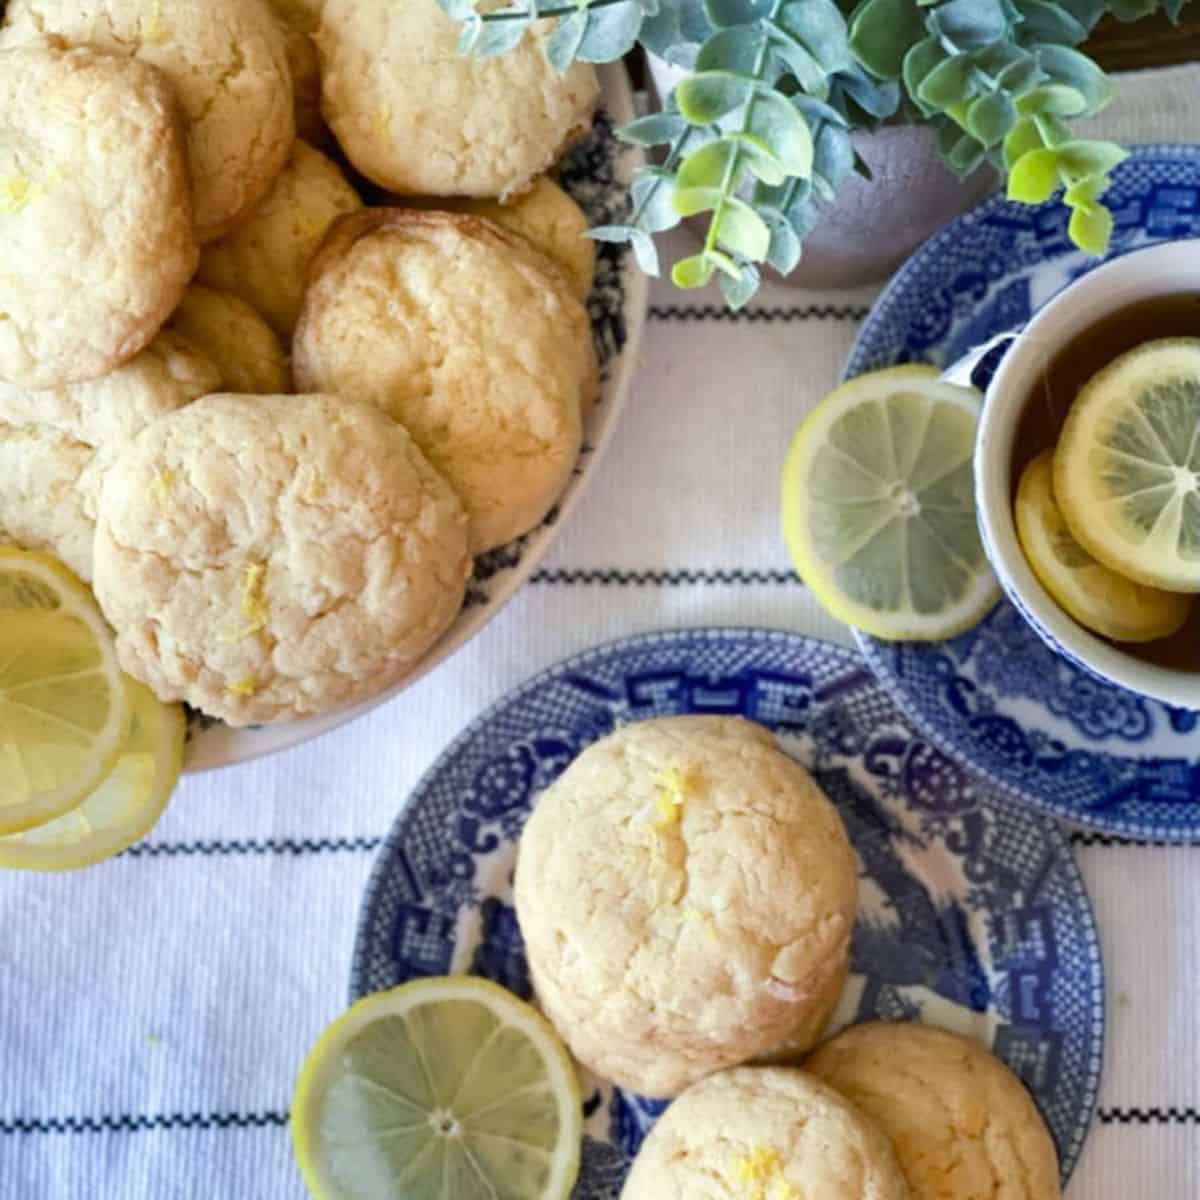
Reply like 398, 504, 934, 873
2, 62, 1198, 1200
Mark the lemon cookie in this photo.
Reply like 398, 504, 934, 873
168, 287, 290, 395
92, 393, 471, 725
514, 716, 859, 1098
621, 1067, 910, 1200
294, 210, 596, 553
198, 141, 362, 339
284, 30, 327, 147
424, 176, 595, 301
316, 0, 599, 199
0, 331, 220, 448
806, 1022, 1061, 1200
0, 44, 196, 388
0, 424, 101, 581
2, 0, 294, 243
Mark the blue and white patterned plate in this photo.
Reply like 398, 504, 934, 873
351, 628, 1103, 1195
847, 145, 1200, 842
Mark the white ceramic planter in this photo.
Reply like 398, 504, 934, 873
646, 55, 998, 289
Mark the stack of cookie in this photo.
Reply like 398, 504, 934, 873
515, 716, 1064, 1200
0, 0, 601, 726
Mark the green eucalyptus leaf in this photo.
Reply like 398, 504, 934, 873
1056, 0, 1106, 29
945, 130, 988, 174
673, 185, 726, 215
1033, 111, 1073, 145
902, 38, 946, 113
630, 229, 661, 275
705, 247, 743, 278
1002, 116, 1042, 168
577, 0, 644, 61
715, 196, 772, 258
727, 132, 789, 185
1012, 0, 1087, 44
767, 33, 828, 94
546, 9, 587, 71
791, 94, 850, 127
640, 0, 663, 16
705, 0, 772, 26
1064, 173, 1109, 207
672, 252, 716, 288
995, 57, 1046, 92
1007, 146, 1061, 203
638, 0, 711, 64
926, 0, 1010, 50
778, 0, 852, 71
676, 70, 754, 121
759, 205, 803, 273
836, 63, 901, 119
1035, 45, 1113, 113
720, 260, 762, 308
474, 14, 531, 57
785, 193, 822, 236
1017, 83, 1088, 116
618, 111, 690, 146
1067, 201, 1113, 254
747, 90, 814, 176
972, 41, 1027, 73
1055, 139, 1128, 178
813, 120, 855, 188
1162, 0, 1188, 19
632, 167, 685, 232
1107, 0, 1156, 19
697, 26, 768, 72
848, 0, 926, 78
966, 90, 1016, 146
677, 138, 738, 188
916, 55, 976, 108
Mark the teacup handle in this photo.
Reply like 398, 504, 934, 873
938, 330, 1022, 391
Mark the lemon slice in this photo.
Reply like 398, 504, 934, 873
1017, 450, 1192, 643
0, 548, 132, 833
1055, 337, 1200, 593
291, 976, 582, 1200
0, 677, 184, 870
782, 365, 1001, 640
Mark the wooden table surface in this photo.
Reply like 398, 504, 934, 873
1084, 9, 1200, 70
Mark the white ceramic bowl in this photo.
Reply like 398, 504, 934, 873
183, 63, 646, 772
975, 237, 1200, 710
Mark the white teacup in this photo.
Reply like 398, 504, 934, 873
974, 238, 1200, 710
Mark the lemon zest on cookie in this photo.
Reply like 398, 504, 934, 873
732, 1145, 787, 1200
141, 0, 168, 43
652, 764, 689, 828
301, 468, 326, 502
679, 906, 718, 942
148, 468, 176, 510
220, 563, 270, 642
226, 675, 258, 697
0, 175, 35, 214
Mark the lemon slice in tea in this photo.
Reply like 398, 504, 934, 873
1055, 337, 1200, 593
0, 548, 132, 833
782, 365, 1001, 640
0, 677, 184, 871
1017, 450, 1192, 643
291, 976, 582, 1200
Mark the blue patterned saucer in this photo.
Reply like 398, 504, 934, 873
847, 145, 1200, 842
351, 628, 1103, 1195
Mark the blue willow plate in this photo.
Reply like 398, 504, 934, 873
847, 145, 1200, 842
351, 628, 1103, 1195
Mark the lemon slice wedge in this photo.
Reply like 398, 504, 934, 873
1017, 450, 1192, 643
1054, 337, 1200, 593
0, 548, 132, 833
291, 976, 582, 1200
0, 677, 184, 870
782, 365, 1001, 640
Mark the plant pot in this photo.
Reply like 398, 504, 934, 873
646, 55, 998, 290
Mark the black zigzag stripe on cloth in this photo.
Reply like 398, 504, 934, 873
649, 304, 870, 323
530, 567, 802, 586
122, 837, 382, 859
0, 1111, 289, 1136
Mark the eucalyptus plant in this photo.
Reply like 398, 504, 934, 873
440, 0, 1192, 306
